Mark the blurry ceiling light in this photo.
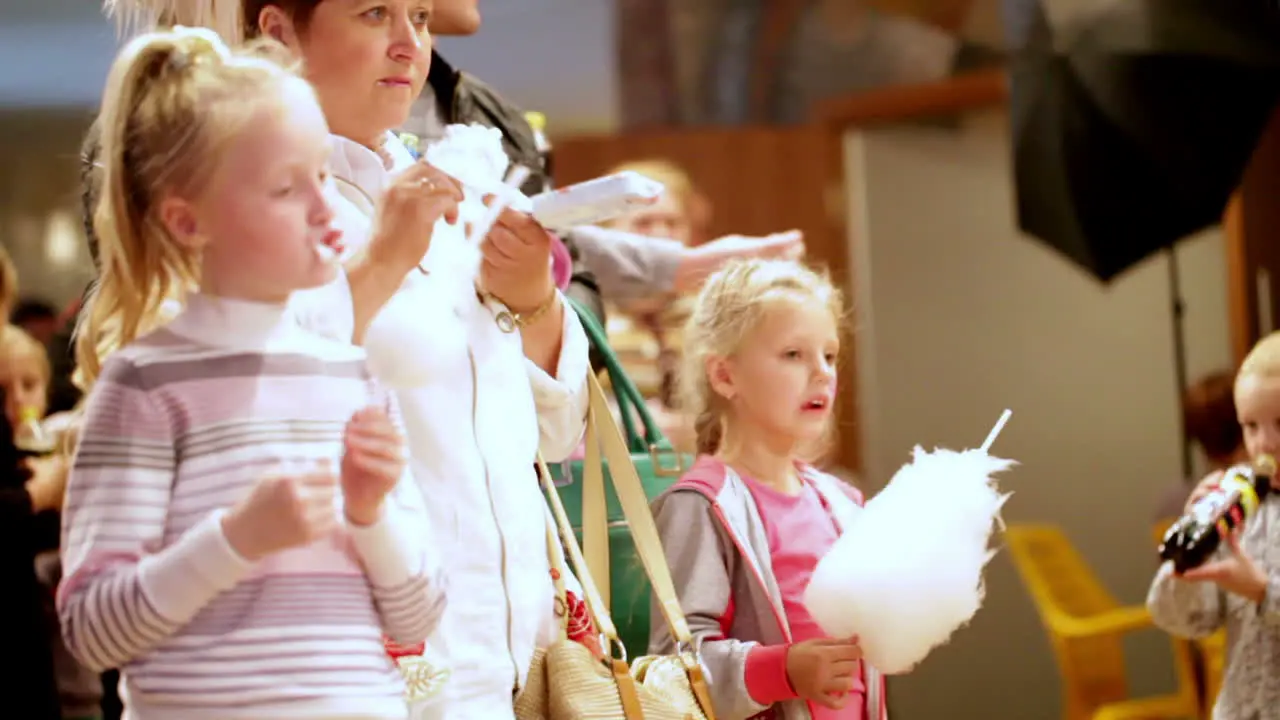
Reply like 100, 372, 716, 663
44, 209, 81, 267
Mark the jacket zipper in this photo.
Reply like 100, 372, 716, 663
468, 348, 520, 686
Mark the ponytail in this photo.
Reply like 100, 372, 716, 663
75, 27, 294, 389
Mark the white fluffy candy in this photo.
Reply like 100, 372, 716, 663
803, 446, 1015, 675
415, 123, 534, 281
364, 124, 532, 389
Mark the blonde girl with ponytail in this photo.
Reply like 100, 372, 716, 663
59, 27, 447, 719
648, 258, 888, 720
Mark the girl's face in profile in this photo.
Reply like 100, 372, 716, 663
189, 79, 340, 303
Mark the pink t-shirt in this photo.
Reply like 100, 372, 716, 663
743, 473, 865, 720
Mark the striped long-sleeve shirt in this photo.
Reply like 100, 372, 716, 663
58, 295, 446, 720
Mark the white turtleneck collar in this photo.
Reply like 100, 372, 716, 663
166, 293, 296, 351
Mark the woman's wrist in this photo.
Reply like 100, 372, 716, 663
505, 286, 560, 327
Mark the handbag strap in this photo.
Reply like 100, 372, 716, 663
536, 452, 623, 652
583, 373, 718, 717
543, 513, 569, 637
567, 296, 667, 454
582, 373, 692, 642
538, 455, 648, 720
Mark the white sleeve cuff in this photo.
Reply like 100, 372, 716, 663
526, 294, 590, 408
348, 503, 425, 589
138, 510, 255, 623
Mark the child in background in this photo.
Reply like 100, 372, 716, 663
59, 28, 445, 720
0, 325, 102, 720
1147, 331, 1280, 720
648, 259, 886, 720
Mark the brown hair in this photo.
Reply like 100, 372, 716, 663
76, 27, 304, 388
1183, 370, 1242, 461
241, 0, 323, 38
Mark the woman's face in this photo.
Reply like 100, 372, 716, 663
273, 1, 432, 147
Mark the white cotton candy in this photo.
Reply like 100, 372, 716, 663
803, 447, 1014, 675
363, 124, 537, 388
424, 124, 512, 191
424, 123, 533, 219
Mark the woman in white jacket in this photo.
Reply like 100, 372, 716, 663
250, 4, 591, 719
99, 1, 592, 718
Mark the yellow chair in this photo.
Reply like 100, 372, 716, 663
1006, 524, 1202, 720
1197, 630, 1226, 713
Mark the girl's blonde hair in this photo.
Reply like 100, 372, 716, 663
75, 26, 301, 389
680, 258, 843, 455
104, 0, 247, 44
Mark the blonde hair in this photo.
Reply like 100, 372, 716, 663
0, 246, 16, 319
75, 27, 301, 389
0, 324, 51, 382
680, 258, 843, 455
1240, 331, 1280, 381
104, 0, 247, 44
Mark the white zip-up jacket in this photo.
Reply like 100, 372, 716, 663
295, 132, 590, 720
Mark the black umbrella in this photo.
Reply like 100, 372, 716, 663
1010, 0, 1280, 280
1007, 0, 1280, 474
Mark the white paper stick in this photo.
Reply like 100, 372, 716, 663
466, 165, 532, 246
980, 409, 1012, 453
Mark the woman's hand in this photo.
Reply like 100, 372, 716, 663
366, 162, 464, 275
480, 201, 555, 313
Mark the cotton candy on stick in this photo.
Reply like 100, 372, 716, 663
803, 410, 1016, 675
363, 128, 531, 389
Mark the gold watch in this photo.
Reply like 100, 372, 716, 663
494, 288, 559, 333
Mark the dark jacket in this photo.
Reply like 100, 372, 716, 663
0, 394, 70, 720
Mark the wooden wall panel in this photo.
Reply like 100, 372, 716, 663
1226, 106, 1280, 365
554, 127, 835, 265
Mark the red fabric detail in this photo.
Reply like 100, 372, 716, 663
564, 590, 603, 659
745, 643, 797, 706
719, 593, 736, 638
383, 636, 425, 660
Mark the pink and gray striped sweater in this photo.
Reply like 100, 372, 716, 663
58, 294, 446, 720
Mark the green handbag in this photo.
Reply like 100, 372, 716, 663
552, 298, 691, 659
